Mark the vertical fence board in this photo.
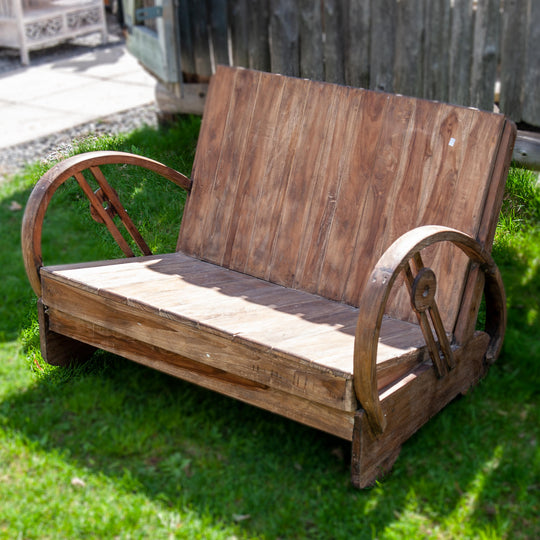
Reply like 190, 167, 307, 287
448, 0, 473, 106
165, 0, 540, 128
299, 0, 323, 80
394, 0, 424, 98
190, 0, 212, 78
229, 0, 249, 67
423, 0, 451, 102
177, 0, 196, 78
269, 0, 300, 76
208, 0, 229, 68
322, 0, 345, 84
247, 0, 271, 70
522, 0, 540, 126
471, 0, 501, 112
370, 0, 396, 92
344, 0, 370, 88
499, 0, 525, 121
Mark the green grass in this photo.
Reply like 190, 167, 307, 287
1, 117, 539, 539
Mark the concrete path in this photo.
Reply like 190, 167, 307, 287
0, 43, 156, 149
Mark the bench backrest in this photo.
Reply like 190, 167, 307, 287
177, 66, 515, 329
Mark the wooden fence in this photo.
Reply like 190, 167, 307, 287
145, 0, 536, 128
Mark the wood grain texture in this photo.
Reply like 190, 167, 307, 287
47, 306, 355, 440
179, 66, 511, 335
353, 226, 506, 435
21, 151, 190, 296
41, 252, 433, 413
352, 332, 490, 488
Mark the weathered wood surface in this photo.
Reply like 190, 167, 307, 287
352, 331, 490, 488
146, 0, 540, 127
21, 151, 191, 297
40, 252, 433, 414
23, 66, 516, 488
179, 66, 513, 334
46, 302, 357, 440
353, 226, 507, 435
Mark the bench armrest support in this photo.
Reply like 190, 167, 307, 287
22, 151, 191, 296
354, 225, 506, 436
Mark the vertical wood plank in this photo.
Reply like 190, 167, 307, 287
423, 0, 451, 102
394, 0, 424, 98
293, 85, 356, 294
247, 0, 271, 70
177, 0, 196, 79
177, 67, 239, 256
224, 74, 286, 270
246, 77, 310, 278
448, 0, 473, 106
208, 0, 229, 68
190, 0, 213, 79
499, 0, 525, 121
269, 0, 300, 76
322, 0, 345, 84
229, 0, 249, 67
522, 0, 540, 126
299, 0, 324, 80
344, 0, 370, 88
267, 81, 340, 287
470, 0, 501, 112
369, 0, 396, 92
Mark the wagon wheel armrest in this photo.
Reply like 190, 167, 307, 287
22, 151, 191, 297
353, 225, 506, 436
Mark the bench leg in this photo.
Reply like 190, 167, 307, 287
38, 299, 95, 367
351, 410, 402, 488
351, 332, 490, 488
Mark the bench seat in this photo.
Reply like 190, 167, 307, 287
40, 251, 430, 437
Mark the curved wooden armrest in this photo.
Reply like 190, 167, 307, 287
22, 151, 191, 297
353, 225, 506, 436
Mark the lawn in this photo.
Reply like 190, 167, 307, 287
0, 117, 538, 539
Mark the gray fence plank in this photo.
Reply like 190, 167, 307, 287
322, 0, 345, 84
448, 0, 473, 106
208, 0, 229, 68
500, 0, 525, 121
471, 0, 500, 112
424, 0, 451, 102
370, 0, 396, 92
269, 0, 300, 76
344, 0, 370, 88
229, 0, 249, 67
522, 0, 540, 126
190, 0, 212, 79
394, 0, 424, 98
299, 0, 323, 80
247, 0, 270, 70
177, 0, 195, 79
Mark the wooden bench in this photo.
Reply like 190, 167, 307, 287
22, 66, 516, 487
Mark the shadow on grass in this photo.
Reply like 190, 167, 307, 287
1, 327, 538, 539
3, 241, 539, 538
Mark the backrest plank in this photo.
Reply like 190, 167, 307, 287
178, 66, 512, 330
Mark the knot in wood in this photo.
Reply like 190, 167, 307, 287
411, 267, 437, 312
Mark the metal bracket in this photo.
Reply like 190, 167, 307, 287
135, 6, 163, 22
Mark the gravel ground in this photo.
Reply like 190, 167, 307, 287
0, 104, 159, 181
0, 12, 158, 182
